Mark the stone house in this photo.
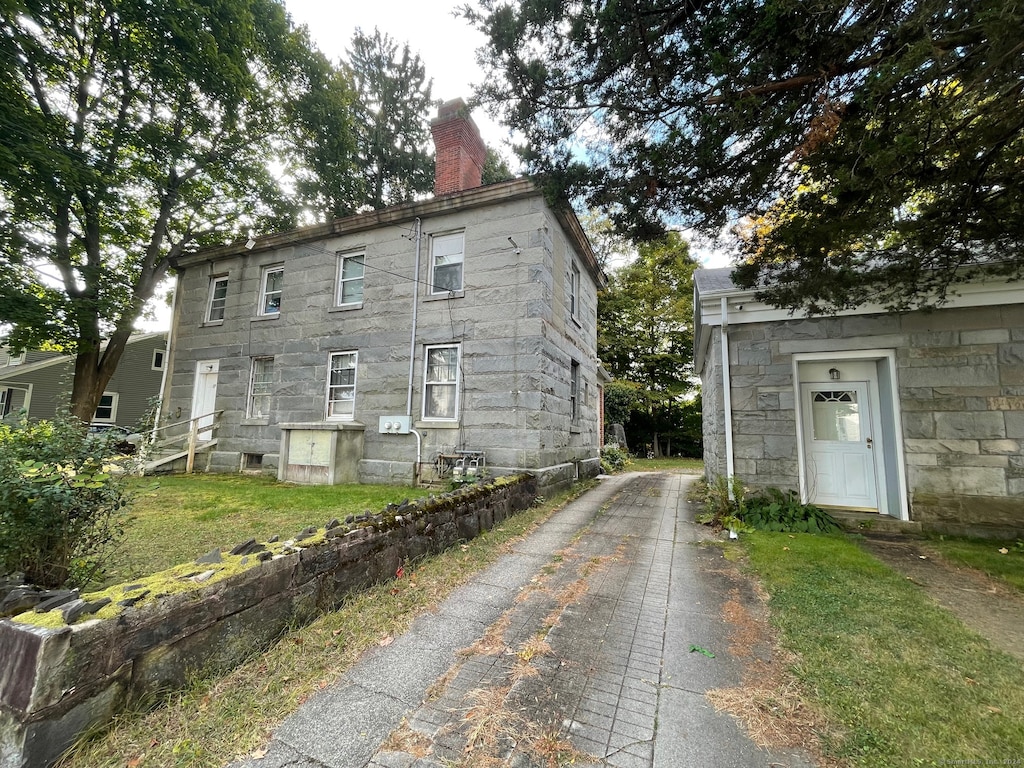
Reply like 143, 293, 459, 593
0, 332, 167, 428
694, 268, 1024, 537
159, 100, 607, 491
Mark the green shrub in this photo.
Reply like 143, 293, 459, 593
0, 416, 133, 588
600, 444, 632, 473
741, 487, 841, 534
691, 474, 750, 533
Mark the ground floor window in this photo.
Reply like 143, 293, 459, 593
327, 351, 358, 419
94, 392, 118, 422
424, 344, 460, 420
248, 357, 274, 418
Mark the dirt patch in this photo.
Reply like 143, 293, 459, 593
858, 535, 1024, 662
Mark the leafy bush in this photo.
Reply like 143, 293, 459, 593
0, 416, 133, 588
691, 474, 750, 533
600, 444, 632, 473
741, 487, 841, 534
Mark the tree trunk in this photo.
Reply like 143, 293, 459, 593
68, 330, 132, 424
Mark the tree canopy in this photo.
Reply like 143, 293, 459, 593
466, 0, 1024, 311
0, 3, 448, 422
347, 28, 434, 210
597, 232, 700, 456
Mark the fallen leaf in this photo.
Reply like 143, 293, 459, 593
918, 555, 928, 560
999, 547, 1009, 555
379, 635, 394, 647
396, 565, 404, 579
688, 644, 715, 658
127, 758, 142, 768
987, 706, 1002, 714
332, 629, 343, 636
782, 546, 790, 551
250, 747, 268, 760
148, 739, 159, 748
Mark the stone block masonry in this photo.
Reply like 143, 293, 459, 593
0, 475, 537, 768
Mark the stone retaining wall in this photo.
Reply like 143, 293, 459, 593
0, 475, 537, 768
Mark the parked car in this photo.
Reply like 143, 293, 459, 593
87, 424, 143, 455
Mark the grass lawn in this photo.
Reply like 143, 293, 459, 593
925, 534, 1024, 593
742, 532, 1024, 767
624, 456, 704, 473
98, 475, 434, 588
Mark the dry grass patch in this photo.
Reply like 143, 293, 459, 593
380, 720, 433, 758
464, 611, 512, 657
525, 725, 595, 768
462, 685, 518, 757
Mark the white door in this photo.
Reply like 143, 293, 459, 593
191, 360, 219, 440
801, 381, 878, 510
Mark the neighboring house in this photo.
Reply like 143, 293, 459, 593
694, 268, 1024, 538
0, 332, 168, 428
160, 99, 607, 491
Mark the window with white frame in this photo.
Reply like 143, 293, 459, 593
0, 388, 12, 417
336, 252, 365, 306
94, 392, 118, 422
207, 276, 228, 322
423, 344, 460, 420
430, 232, 464, 294
247, 357, 274, 417
152, 348, 165, 370
570, 360, 580, 423
326, 351, 358, 419
259, 266, 283, 315
569, 261, 581, 321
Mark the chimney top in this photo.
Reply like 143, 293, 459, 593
430, 98, 487, 197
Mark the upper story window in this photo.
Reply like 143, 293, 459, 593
430, 232, 464, 294
248, 357, 274, 418
207, 276, 228, 322
423, 344, 460, 420
326, 351, 358, 419
3, 350, 25, 366
259, 266, 283, 315
569, 261, 581, 321
94, 392, 118, 423
336, 253, 365, 306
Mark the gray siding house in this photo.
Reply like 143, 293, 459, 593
160, 101, 606, 491
0, 332, 167, 428
695, 268, 1024, 537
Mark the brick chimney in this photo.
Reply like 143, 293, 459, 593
430, 98, 487, 196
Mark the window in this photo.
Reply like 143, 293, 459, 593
248, 357, 274, 418
336, 253, 365, 306
207, 277, 228, 322
152, 349, 165, 371
0, 388, 12, 417
94, 392, 118, 423
570, 360, 580, 423
259, 267, 283, 315
423, 344, 460, 420
569, 261, 581, 321
326, 351, 358, 419
4, 350, 25, 366
430, 232, 464, 294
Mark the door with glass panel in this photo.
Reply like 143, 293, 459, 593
800, 382, 878, 510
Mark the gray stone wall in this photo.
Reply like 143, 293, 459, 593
702, 303, 1024, 535
0, 476, 537, 768
162, 191, 601, 488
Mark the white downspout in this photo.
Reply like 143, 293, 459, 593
154, 274, 180, 433
720, 297, 735, 498
406, 218, 423, 482
406, 217, 422, 416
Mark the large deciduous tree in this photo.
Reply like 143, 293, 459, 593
466, 0, 1024, 311
0, 0, 347, 422
598, 232, 699, 456
347, 28, 434, 210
